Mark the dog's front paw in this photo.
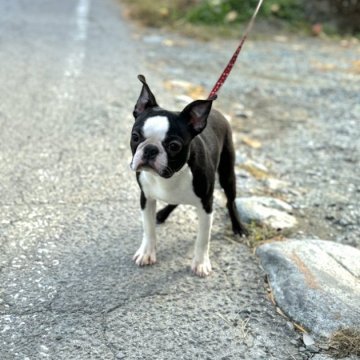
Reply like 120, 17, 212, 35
133, 247, 156, 266
191, 257, 212, 277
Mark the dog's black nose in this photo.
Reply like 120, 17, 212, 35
143, 144, 159, 160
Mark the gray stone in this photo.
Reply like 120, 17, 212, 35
235, 197, 297, 229
303, 333, 315, 347
286, 321, 295, 331
306, 344, 319, 353
248, 196, 293, 212
256, 239, 360, 338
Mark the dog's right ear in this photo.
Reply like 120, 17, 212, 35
180, 96, 216, 136
133, 75, 159, 118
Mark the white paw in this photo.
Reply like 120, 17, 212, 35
133, 247, 156, 266
191, 257, 212, 277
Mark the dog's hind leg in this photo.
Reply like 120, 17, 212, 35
218, 134, 248, 236
156, 204, 178, 224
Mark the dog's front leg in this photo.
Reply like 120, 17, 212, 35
133, 192, 157, 266
191, 207, 213, 277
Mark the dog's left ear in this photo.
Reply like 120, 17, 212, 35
133, 74, 159, 118
180, 96, 216, 135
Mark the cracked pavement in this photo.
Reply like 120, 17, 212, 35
3, 0, 357, 359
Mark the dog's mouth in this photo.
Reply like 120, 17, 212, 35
137, 163, 157, 174
131, 161, 174, 178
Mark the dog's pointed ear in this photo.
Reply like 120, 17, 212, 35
133, 75, 159, 118
180, 95, 216, 135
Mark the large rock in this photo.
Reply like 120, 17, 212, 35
235, 196, 297, 230
256, 239, 360, 338
312, 355, 358, 360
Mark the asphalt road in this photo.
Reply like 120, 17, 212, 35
0, 0, 330, 359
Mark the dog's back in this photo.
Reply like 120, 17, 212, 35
190, 108, 233, 171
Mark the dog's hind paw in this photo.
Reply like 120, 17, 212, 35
133, 248, 156, 266
232, 223, 249, 237
191, 257, 212, 277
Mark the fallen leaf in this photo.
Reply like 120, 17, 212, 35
276, 306, 288, 319
350, 60, 360, 74
311, 61, 336, 71
238, 160, 269, 179
293, 322, 307, 333
225, 10, 238, 22
164, 79, 192, 90
274, 35, 288, 43
266, 287, 276, 305
162, 39, 174, 47
271, 4, 280, 13
159, 7, 169, 17
240, 135, 262, 149
163, 79, 206, 99
187, 85, 206, 99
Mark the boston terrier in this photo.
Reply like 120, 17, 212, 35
130, 75, 247, 277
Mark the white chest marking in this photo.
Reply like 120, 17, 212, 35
139, 165, 201, 206
143, 116, 169, 141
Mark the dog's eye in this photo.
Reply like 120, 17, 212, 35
132, 132, 140, 143
168, 141, 182, 153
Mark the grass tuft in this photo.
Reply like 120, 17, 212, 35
328, 328, 360, 358
245, 221, 291, 248
120, 0, 309, 39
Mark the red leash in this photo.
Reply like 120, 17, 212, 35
208, 0, 264, 100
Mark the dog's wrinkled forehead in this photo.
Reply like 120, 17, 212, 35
143, 115, 169, 141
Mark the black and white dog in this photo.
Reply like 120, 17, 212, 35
130, 75, 247, 277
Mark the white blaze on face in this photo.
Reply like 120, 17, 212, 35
131, 116, 170, 174
143, 116, 169, 141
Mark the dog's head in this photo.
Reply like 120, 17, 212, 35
130, 75, 215, 178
